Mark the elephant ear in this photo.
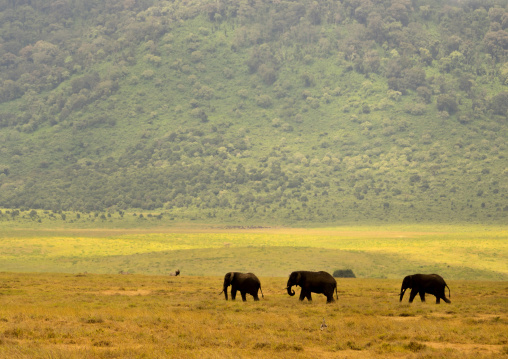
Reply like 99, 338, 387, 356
224, 272, 232, 285
295, 272, 302, 284
229, 272, 236, 284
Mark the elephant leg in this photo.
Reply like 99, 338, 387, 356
299, 290, 306, 301
440, 291, 450, 303
439, 288, 451, 303
231, 288, 237, 301
326, 293, 335, 303
253, 292, 259, 301
436, 295, 440, 304
306, 292, 312, 301
419, 291, 426, 302
408, 289, 418, 303
241, 292, 247, 302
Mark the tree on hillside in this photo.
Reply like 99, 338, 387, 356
437, 94, 459, 114
483, 30, 508, 60
490, 91, 508, 116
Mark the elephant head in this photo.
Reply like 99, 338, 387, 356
286, 272, 302, 297
400, 275, 413, 302
222, 272, 235, 300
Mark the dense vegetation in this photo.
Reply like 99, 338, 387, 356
0, 0, 507, 224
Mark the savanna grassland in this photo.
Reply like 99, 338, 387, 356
0, 222, 507, 358
0, 273, 506, 358
1, 1, 507, 356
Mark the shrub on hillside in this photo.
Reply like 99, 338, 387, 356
490, 92, 508, 116
437, 94, 458, 114
256, 94, 273, 108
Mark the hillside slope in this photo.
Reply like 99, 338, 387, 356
0, 0, 507, 224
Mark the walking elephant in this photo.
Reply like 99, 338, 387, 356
220, 272, 264, 301
400, 274, 451, 304
286, 271, 338, 303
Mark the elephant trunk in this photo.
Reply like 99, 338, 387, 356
223, 286, 228, 300
399, 288, 406, 302
287, 284, 295, 296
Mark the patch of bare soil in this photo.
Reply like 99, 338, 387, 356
471, 314, 504, 321
386, 312, 459, 321
389, 315, 421, 321
101, 289, 151, 296
425, 341, 504, 355
305, 347, 379, 358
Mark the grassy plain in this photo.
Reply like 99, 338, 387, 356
0, 272, 506, 358
0, 221, 506, 280
0, 221, 506, 357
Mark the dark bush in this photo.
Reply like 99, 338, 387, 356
333, 269, 356, 278
71, 73, 100, 94
490, 92, 508, 116
258, 64, 277, 85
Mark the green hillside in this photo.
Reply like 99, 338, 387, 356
0, 0, 507, 224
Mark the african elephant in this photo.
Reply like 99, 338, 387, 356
400, 274, 451, 304
220, 272, 264, 301
286, 271, 338, 303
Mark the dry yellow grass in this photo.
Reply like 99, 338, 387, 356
0, 272, 506, 358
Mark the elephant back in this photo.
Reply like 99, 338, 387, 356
299, 271, 336, 285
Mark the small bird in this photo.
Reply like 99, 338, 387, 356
320, 317, 328, 331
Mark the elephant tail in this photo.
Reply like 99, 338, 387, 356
335, 284, 338, 300
259, 285, 264, 298
446, 284, 450, 298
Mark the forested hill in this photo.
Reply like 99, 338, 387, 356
0, 0, 507, 224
